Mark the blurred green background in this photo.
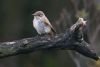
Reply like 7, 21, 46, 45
0, 0, 100, 67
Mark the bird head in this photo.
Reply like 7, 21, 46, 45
32, 11, 45, 19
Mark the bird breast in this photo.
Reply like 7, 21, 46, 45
33, 19, 51, 34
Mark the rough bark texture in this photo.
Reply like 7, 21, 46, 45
0, 21, 99, 61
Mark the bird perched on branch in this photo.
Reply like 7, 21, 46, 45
32, 11, 56, 35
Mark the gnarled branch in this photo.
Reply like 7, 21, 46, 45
0, 20, 99, 61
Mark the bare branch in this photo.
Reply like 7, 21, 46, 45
0, 20, 99, 61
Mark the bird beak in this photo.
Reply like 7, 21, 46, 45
32, 13, 36, 16
32, 14, 34, 16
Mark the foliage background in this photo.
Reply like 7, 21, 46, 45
0, 0, 100, 67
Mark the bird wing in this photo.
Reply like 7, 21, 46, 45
44, 17, 56, 33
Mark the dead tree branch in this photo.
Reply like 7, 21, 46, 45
0, 21, 99, 61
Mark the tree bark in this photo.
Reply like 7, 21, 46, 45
0, 21, 99, 61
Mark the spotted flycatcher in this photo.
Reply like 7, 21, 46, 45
32, 11, 56, 35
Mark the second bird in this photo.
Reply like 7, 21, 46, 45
32, 11, 55, 35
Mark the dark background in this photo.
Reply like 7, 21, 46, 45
0, 0, 100, 67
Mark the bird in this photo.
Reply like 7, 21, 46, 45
32, 11, 56, 35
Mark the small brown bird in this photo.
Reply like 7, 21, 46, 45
32, 11, 55, 35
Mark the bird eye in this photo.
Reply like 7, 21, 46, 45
39, 14, 43, 17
